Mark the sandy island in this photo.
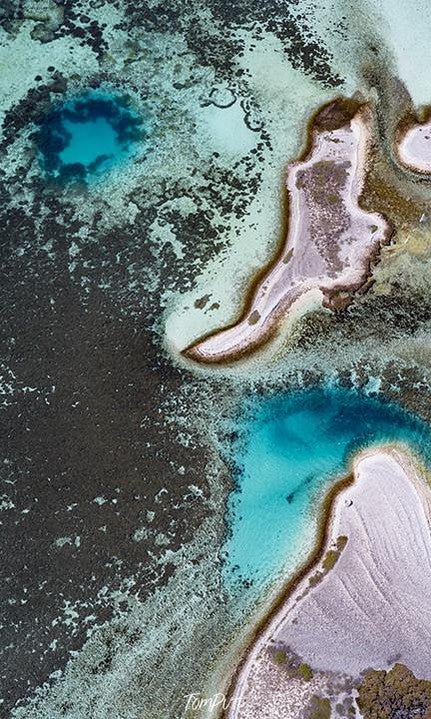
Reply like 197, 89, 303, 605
184, 100, 391, 364
225, 447, 431, 719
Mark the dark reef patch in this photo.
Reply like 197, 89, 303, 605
0, 188, 219, 714
201, 0, 343, 87
114, 0, 343, 87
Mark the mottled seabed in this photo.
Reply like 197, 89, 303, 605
2, 1, 431, 719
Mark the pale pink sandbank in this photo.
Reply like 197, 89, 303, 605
185, 105, 390, 363
227, 448, 431, 719
397, 118, 431, 173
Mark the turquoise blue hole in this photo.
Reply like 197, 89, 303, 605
35, 89, 147, 184
223, 388, 431, 589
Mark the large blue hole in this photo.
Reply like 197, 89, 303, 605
35, 89, 147, 184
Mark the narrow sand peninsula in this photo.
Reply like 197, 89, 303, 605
185, 101, 390, 363
227, 448, 431, 719
397, 116, 431, 173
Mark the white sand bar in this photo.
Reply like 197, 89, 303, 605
185, 105, 390, 363
228, 448, 431, 719
398, 119, 431, 173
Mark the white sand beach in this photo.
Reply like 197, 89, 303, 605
227, 447, 431, 718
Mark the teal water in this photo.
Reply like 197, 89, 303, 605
36, 89, 147, 184
223, 388, 431, 588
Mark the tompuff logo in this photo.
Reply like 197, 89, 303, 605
184, 692, 242, 714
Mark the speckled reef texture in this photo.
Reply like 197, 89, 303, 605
2, 1, 431, 719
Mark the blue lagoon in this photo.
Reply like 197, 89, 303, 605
224, 388, 431, 588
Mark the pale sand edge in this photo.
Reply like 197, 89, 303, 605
396, 122, 431, 174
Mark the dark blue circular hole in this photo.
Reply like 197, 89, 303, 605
35, 89, 147, 185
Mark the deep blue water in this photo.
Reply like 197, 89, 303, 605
35, 89, 146, 184
223, 388, 431, 589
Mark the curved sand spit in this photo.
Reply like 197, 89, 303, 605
397, 116, 431, 173
185, 102, 390, 363
227, 448, 431, 719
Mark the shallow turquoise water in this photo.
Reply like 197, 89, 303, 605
36, 89, 146, 184
223, 388, 431, 588
59, 116, 119, 173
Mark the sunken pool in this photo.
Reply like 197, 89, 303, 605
35, 89, 147, 184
